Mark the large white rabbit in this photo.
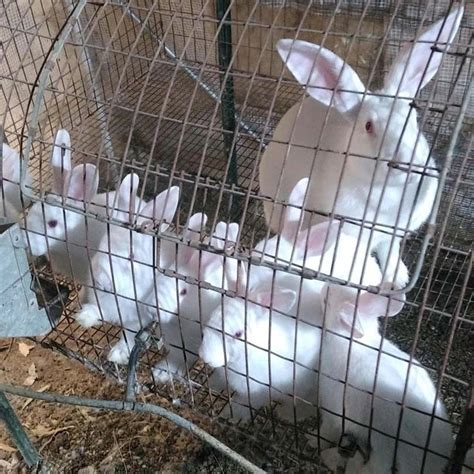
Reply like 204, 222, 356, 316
152, 214, 241, 382
1, 142, 31, 221
75, 173, 180, 364
23, 129, 116, 285
315, 283, 453, 473
259, 6, 464, 286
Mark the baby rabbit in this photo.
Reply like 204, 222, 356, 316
75, 173, 180, 364
1, 142, 31, 221
315, 283, 453, 473
152, 214, 241, 383
23, 129, 112, 285
198, 215, 342, 420
259, 6, 464, 287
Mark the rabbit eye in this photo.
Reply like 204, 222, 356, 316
234, 330, 243, 338
47, 219, 58, 228
365, 121, 374, 134
180, 288, 187, 296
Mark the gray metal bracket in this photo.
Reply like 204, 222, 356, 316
0, 223, 56, 337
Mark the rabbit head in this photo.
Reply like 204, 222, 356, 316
91, 173, 180, 305
23, 129, 100, 256
277, 6, 463, 184
320, 282, 405, 339
199, 271, 297, 368
174, 217, 241, 321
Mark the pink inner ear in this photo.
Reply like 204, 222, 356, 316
340, 303, 364, 338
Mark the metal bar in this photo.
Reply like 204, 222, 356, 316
0, 392, 42, 469
125, 328, 151, 402
120, 0, 261, 143
0, 383, 266, 474
215, 0, 238, 188
448, 376, 474, 473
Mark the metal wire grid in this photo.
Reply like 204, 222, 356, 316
1, 0, 473, 470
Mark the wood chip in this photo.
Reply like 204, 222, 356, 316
18, 342, 35, 357
23, 363, 38, 386
0, 442, 16, 453
33, 424, 75, 439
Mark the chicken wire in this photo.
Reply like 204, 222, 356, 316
1, 0, 473, 471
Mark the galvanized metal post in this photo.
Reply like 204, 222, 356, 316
0, 392, 42, 469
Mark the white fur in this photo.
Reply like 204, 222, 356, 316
315, 283, 453, 473
22, 129, 110, 284
1, 142, 31, 221
259, 7, 464, 287
76, 173, 180, 364
199, 179, 384, 420
153, 215, 241, 383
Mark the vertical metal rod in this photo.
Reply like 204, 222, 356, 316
215, 0, 239, 189
0, 392, 41, 469
448, 377, 474, 474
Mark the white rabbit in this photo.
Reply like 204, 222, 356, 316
23, 129, 115, 285
259, 6, 464, 287
1, 142, 31, 221
198, 211, 345, 420
75, 173, 180, 364
315, 283, 453, 473
152, 214, 241, 383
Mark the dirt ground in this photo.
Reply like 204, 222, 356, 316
0, 339, 244, 473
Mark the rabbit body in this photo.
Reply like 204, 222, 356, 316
75, 174, 180, 364
316, 284, 452, 473
199, 282, 321, 420
260, 8, 464, 286
152, 217, 241, 382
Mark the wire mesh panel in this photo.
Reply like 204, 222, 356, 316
1, 0, 473, 471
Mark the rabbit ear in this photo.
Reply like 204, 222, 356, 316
282, 178, 309, 241
254, 286, 297, 313
339, 289, 405, 338
139, 186, 180, 231
51, 129, 72, 195
295, 220, 340, 260
66, 164, 99, 202
384, 6, 464, 97
277, 39, 365, 114
184, 212, 208, 240
211, 221, 239, 250
116, 173, 139, 219
176, 213, 208, 268
1, 144, 20, 181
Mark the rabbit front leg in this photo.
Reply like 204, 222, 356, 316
374, 237, 409, 287
152, 317, 200, 383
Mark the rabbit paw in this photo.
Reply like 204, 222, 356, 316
107, 340, 132, 365
152, 361, 182, 384
75, 304, 101, 328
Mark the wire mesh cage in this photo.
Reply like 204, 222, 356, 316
1, 0, 473, 471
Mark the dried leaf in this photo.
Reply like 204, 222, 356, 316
0, 442, 16, 453
32, 424, 74, 439
23, 363, 37, 386
18, 342, 35, 357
